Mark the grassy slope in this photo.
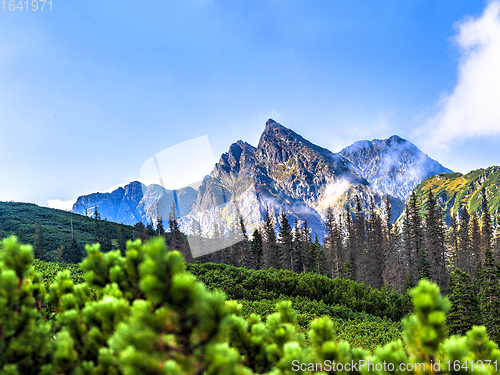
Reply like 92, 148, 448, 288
0, 202, 137, 257
407, 166, 500, 224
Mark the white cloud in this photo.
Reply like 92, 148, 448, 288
46, 199, 76, 211
414, 1, 500, 147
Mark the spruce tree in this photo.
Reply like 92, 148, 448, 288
481, 187, 493, 262
470, 214, 481, 277
323, 207, 337, 278
278, 212, 293, 270
402, 205, 414, 283
458, 205, 471, 274
404, 191, 423, 282
101, 219, 112, 253
382, 196, 398, 290
417, 247, 430, 281
448, 212, 460, 269
353, 197, 366, 283
301, 220, 314, 272
447, 268, 482, 336
324, 207, 344, 278
210, 221, 223, 264
65, 236, 82, 264
424, 189, 446, 290
480, 246, 500, 343
293, 219, 306, 273
118, 224, 127, 256
366, 198, 384, 289
262, 208, 279, 270
93, 208, 101, 244
250, 228, 263, 269
136, 221, 148, 242
237, 216, 252, 268
168, 202, 183, 252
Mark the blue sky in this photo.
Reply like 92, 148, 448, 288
1, 0, 500, 209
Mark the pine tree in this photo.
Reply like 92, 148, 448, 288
101, 219, 112, 253
223, 223, 238, 266
366, 198, 384, 289
353, 197, 366, 283
481, 187, 493, 262
447, 268, 482, 336
382, 196, 398, 290
250, 228, 263, 269
64, 236, 82, 264
136, 221, 148, 242
278, 212, 293, 270
237, 216, 252, 268
33, 220, 44, 260
402, 206, 413, 283
458, 205, 471, 274
404, 191, 423, 282
470, 214, 481, 277
302, 220, 314, 272
168, 202, 182, 252
345, 207, 357, 279
156, 217, 165, 237
293, 219, 306, 273
480, 246, 500, 343
118, 223, 127, 256
448, 211, 460, 269
424, 189, 447, 290
417, 247, 430, 281
93, 208, 101, 244
324, 207, 342, 278
262, 208, 279, 270
210, 221, 223, 264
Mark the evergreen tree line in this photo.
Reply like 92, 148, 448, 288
27, 186, 500, 300
446, 244, 500, 344
194, 187, 500, 298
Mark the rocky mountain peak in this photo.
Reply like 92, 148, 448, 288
340, 135, 453, 200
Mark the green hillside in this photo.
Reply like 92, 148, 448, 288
402, 166, 500, 224
0, 201, 136, 259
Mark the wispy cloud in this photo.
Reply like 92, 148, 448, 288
414, 1, 500, 148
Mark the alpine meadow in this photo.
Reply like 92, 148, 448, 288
2, 1, 500, 374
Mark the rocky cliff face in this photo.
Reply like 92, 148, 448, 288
339, 135, 453, 201
186, 120, 396, 240
72, 181, 198, 226
72, 120, 452, 242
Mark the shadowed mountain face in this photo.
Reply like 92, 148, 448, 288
339, 135, 453, 201
72, 181, 198, 226
188, 120, 390, 238
72, 120, 452, 240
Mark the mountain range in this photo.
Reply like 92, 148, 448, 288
72, 119, 453, 240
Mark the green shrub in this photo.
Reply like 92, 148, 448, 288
1, 235, 500, 374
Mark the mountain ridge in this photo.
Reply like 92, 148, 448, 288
71, 120, 452, 239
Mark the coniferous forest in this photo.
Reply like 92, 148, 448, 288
1, 184, 500, 373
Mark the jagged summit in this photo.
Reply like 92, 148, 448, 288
340, 135, 453, 200
72, 120, 453, 240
